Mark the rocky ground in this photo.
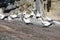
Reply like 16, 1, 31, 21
0, 20, 60, 40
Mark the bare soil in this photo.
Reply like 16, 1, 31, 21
0, 20, 60, 40
47, 1, 60, 20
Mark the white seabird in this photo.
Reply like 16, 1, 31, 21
23, 11, 35, 24
0, 14, 5, 20
35, 11, 52, 27
38, 18, 52, 27
10, 14, 17, 19
7, 16, 12, 20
